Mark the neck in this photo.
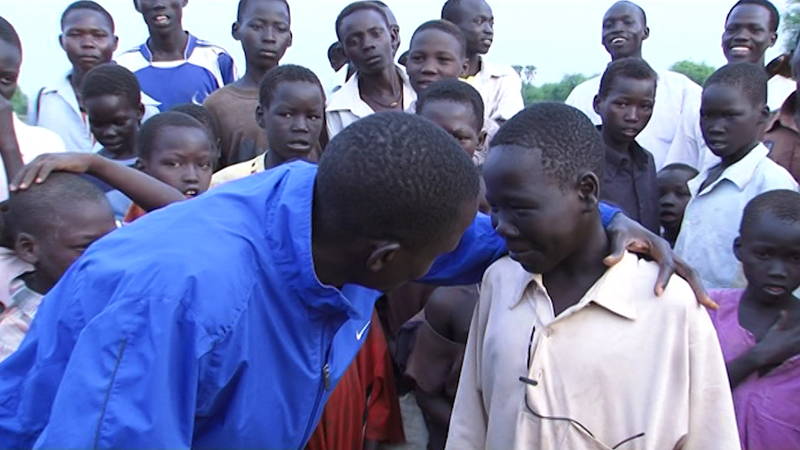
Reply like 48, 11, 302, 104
264, 150, 287, 170
613, 49, 642, 61
237, 61, 276, 90
69, 67, 88, 92
741, 284, 795, 314
602, 128, 633, 154
465, 53, 481, 77
21, 271, 51, 296
310, 190, 356, 288
721, 141, 758, 168
148, 28, 187, 55
359, 64, 400, 93
101, 143, 137, 161
662, 225, 679, 246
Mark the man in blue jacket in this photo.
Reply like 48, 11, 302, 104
0, 112, 703, 448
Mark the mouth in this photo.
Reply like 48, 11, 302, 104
660, 210, 678, 222
728, 45, 751, 57
286, 140, 312, 152
620, 127, 641, 137
415, 78, 437, 90
183, 188, 199, 198
610, 36, 627, 47
763, 285, 788, 296
706, 140, 727, 152
101, 138, 123, 149
258, 49, 279, 59
152, 14, 170, 26
78, 55, 100, 63
365, 55, 383, 66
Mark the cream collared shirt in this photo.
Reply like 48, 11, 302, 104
447, 253, 739, 450
0, 114, 66, 201
325, 65, 416, 138
462, 59, 524, 141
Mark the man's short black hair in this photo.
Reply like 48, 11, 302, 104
61, 1, 115, 32
0, 16, 21, 53
317, 112, 480, 247
411, 19, 467, 58
416, 79, 484, 131
598, 57, 657, 98
609, 1, 647, 26
80, 63, 141, 108
491, 103, 604, 188
659, 163, 699, 178
237, 0, 290, 22
741, 189, 800, 236
441, 0, 467, 23
335, 1, 389, 40
5, 173, 110, 238
704, 62, 768, 106
137, 111, 214, 160
259, 64, 325, 107
726, 0, 779, 33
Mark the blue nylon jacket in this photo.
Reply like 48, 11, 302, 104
0, 161, 618, 448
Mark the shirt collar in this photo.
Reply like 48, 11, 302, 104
596, 125, 651, 170
140, 32, 197, 62
766, 91, 799, 134
691, 143, 770, 195
326, 65, 417, 116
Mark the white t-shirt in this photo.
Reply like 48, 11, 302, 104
0, 114, 66, 201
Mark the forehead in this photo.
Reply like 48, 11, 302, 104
241, 0, 290, 22
62, 8, 114, 32
411, 28, 463, 53
269, 80, 324, 106
605, 75, 656, 97
603, 2, 644, 21
701, 83, 754, 108
340, 8, 388, 36
0, 40, 21, 70
378, 6, 398, 27
726, 3, 772, 26
420, 99, 479, 130
84, 94, 138, 113
742, 213, 800, 244
657, 168, 694, 184
455, 0, 492, 18
50, 200, 115, 240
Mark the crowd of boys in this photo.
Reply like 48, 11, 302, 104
0, 0, 797, 448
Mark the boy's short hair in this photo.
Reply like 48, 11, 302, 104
80, 63, 141, 108
612, 1, 648, 26
597, 57, 657, 98
5, 173, 109, 238
704, 62, 768, 106
441, 0, 467, 22
659, 163, 699, 178
61, 1, 115, 32
491, 103, 604, 188
740, 189, 800, 235
137, 111, 213, 160
411, 19, 468, 58
237, 0, 290, 22
415, 79, 484, 131
317, 112, 480, 247
0, 16, 21, 52
726, 0, 779, 32
335, 1, 389, 40
259, 64, 325, 108
170, 103, 220, 141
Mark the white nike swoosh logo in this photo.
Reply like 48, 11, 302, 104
356, 321, 371, 340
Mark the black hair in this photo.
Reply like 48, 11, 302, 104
704, 62, 768, 106
259, 64, 325, 107
659, 163, 699, 178
237, 0, 290, 22
80, 63, 141, 108
416, 79, 484, 131
726, 0, 779, 33
169, 103, 220, 142
0, 16, 21, 53
61, 1, 115, 32
597, 57, 657, 98
411, 19, 468, 58
441, 0, 466, 23
490, 103, 604, 188
5, 173, 110, 238
740, 189, 800, 236
335, 1, 389, 40
608, 1, 647, 26
137, 111, 214, 160
316, 112, 480, 247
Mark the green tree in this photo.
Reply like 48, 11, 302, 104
784, 0, 800, 51
10, 88, 28, 120
512, 65, 538, 84
669, 60, 716, 85
521, 73, 591, 105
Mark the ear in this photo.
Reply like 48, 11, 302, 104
576, 171, 600, 208
112, 35, 119, 53
757, 104, 770, 126
389, 26, 400, 51
58, 34, 66, 51
137, 102, 146, 122
182, 0, 189, 7
255, 104, 266, 129
592, 94, 602, 115
769, 31, 778, 48
287, 31, 293, 49
365, 241, 402, 273
477, 129, 488, 152
733, 236, 743, 262
642, 26, 650, 41
460, 58, 469, 77
133, 0, 141, 13
231, 22, 241, 41
14, 232, 39, 266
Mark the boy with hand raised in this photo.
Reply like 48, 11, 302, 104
447, 103, 739, 449
708, 190, 800, 449
675, 63, 798, 289
204, 0, 292, 169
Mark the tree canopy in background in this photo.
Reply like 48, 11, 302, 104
784, 0, 800, 51
518, 73, 592, 105
11, 88, 28, 121
669, 60, 716, 85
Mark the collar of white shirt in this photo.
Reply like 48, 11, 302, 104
507, 252, 639, 321
326, 64, 416, 116
690, 142, 770, 196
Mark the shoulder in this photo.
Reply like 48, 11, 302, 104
13, 117, 66, 159
115, 46, 148, 71
193, 37, 233, 56
614, 255, 698, 314
754, 152, 799, 190
565, 76, 601, 100
211, 156, 263, 187
483, 61, 520, 79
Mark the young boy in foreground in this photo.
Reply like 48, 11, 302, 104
708, 189, 800, 449
447, 103, 739, 449
675, 63, 797, 289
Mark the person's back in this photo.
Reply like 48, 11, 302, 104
447, 103, 739, 449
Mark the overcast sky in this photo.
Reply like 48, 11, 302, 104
5, 0, 794, 97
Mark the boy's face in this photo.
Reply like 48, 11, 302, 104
735, 213, 800, 304
601, 2, 648, 60
450, 0, 494, 56
84, 94, 144, 157
233, 0, 292, 71
484, 147, 594, 275
406, 29, 467, 94
593, 75, 655, 144
60, 9, 118, 74
338, 9, 396, 76
140, 125, 214, 197
722, 4, 776, 65
418, 99, 484, 157
18, 200, 116, 291
657, 168, 694, 232
256, 80, 324, 163
134, 0, 186, 32
0, 39, 21, 101
700, 84, 767, 160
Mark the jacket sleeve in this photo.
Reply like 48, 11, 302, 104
33, 292, 209, 448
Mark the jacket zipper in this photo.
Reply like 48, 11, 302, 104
300, 330, 332, 445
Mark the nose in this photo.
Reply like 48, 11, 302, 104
623, 106, 639, 122
766, 258, 789, 280
291, 115, 309, 132
263, 26, 277, 44
482, 22, 494, 37
421, 58, 437, 75
182, 164, 200, 183
491, 210, 519, 239
660, 193, 677, 208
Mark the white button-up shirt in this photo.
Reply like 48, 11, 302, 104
675, 143, 798, 289
566, 70, 702, 170
325, 65, 416, 138
447, 253, 740, 450
462, 59, 524, 141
